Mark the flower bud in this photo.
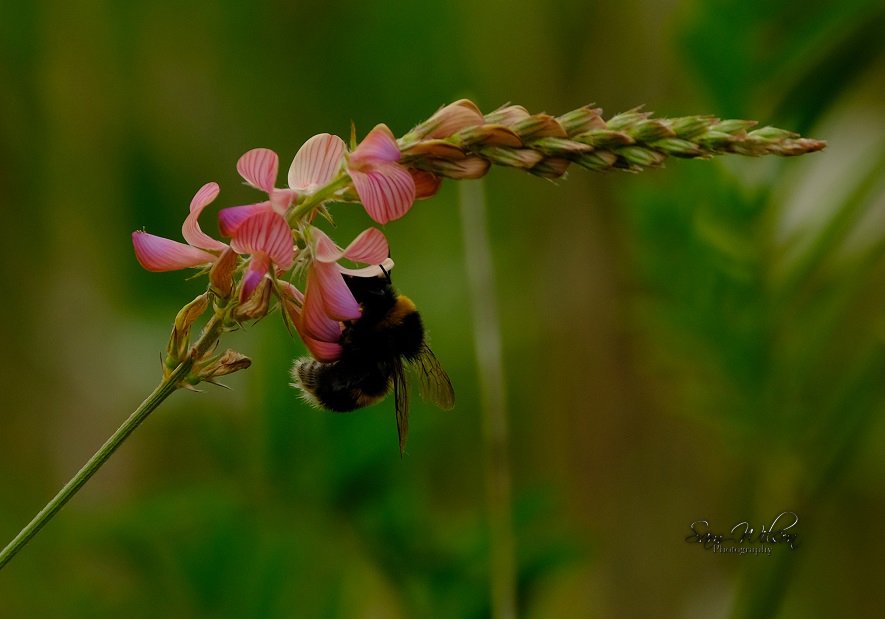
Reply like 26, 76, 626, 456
209, 247, 238, 299
510, 114, 566, 139
627, 119, 675, 142
531, 137, 592, 157
713, 119, 758, 135
400, 139, 466, 161
424, 156, 490, 180
410, 99, 484, 140
409, 168, 443, 199
167, 293, 209, 365
233, 278, 272, 321
479, 146, 544, 169
575, 129, 634, 149
650, 138, 704, 158
456, 124, 522, 148
483, 104, 530, 126
669, 115, 716, 138
557, 106, 605, 135
616, 146, 666, 169
576, 151, 618, 171
199, 349, 252, 381
530, 157, 571, 180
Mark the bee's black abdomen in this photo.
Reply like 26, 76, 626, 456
293, 357, 391, 412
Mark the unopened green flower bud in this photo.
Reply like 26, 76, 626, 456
627, 119, 675, 142
509, 114, 566, 139
424, 156, 490, 179
712, 119, 758, 135
198, 349, 252, 383
167, 293, 209, 366
479, 146, 544, 169
616, 146, 666, 169
557, 106, 605, 136
483, 104, 530, 126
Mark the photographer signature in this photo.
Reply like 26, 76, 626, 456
685, 511, 799, 551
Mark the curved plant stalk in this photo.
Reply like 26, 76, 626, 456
0, 310, 229, 570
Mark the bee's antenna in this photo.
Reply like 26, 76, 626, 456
379, 263, 392, 282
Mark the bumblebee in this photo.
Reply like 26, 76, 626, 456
292, 268, 455, 454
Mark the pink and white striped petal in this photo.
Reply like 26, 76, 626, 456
229, 210, 294, 269
302, 271, 350, 341
132, 231, 216, 272
288, 133, 346, 192
182, 182, 227, 251
237, 148, 279, 193
269, 188, 297, 215
218, 202, 273, 237
313, 262, 361, 321
280, 282, 344, 362
312, 227, 387, 265
340, 228, 388, 264
349, 124, 401, 166
350, 162, 416, 224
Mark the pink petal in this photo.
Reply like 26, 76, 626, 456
350, 162, 416, 224
229, 210, 294, 269
341, 228, 388, 264
218, 202, 272, 237
301, 336, 343, 363
313, 262, 361, 321
182, 182, 227, 251
288, 133, 346, 192
237, 148, 279, 193
281, 280, 343, 362
303, 271, 350, 340
312, 227, 344, 262
240, 252, 271, 301
409, 168, 442, 199
349, 124, 400, 166
270, 188, 297, 215
132, 231, 216, 271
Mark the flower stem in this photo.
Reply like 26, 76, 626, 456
459, 179, 517, 619
288, 174, 351, 223
0, 312, 225, 571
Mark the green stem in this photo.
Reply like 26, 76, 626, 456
0, 312, 226, 571
459, 180, 517, 619
288, 174, 351, 223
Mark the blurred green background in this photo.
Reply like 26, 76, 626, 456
1, 1, 884, 617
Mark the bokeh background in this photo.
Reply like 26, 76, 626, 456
2, 1, 884, 617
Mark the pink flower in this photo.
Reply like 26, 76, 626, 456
347, 124, 416, 224
219, 137, 352, 300
132, 182, 227, 271
223, 208, 295, 301
282, 227, 389, 361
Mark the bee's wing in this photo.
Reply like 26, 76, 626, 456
413, 345, 455, 411
393, 359, 410, 456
